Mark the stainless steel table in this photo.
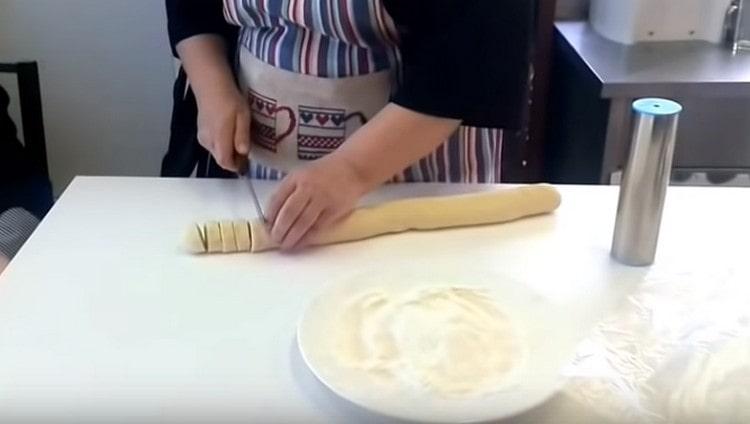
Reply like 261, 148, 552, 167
549, 21, 750, 184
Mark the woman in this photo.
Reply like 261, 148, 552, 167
165, 0, 533, 250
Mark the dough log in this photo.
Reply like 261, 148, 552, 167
184, 184, 561, 254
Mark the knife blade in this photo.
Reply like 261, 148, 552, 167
237, 165, 267, 223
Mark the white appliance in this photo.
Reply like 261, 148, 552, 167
590, 0, 734, 44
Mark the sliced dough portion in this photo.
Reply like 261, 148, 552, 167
184, 223, 207, 254
220, 220, 237, 253
205, 221, 222, 253
234, 220, 251, 252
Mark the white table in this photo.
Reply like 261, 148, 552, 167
1, 177, 748, 423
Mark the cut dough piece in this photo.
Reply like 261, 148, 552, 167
234, 220, 251, 252
183, 221, 248, 254
220, 220, 237, 253
184, 223, 207, 254
205, 221, 222, 253
185, 184, 562, 254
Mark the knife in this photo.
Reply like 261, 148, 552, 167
238, 163, 267, 223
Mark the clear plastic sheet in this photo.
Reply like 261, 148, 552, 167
561, 264, 750, 423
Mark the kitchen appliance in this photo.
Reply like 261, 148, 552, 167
590, 0, 734, 44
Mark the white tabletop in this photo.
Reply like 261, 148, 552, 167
0, 177, 748, 423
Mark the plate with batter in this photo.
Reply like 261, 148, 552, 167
297, 268, 578, 423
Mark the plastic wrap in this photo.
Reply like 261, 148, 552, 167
562, 264, 750, 423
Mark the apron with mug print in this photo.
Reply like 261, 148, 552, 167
228, 0, 504, 183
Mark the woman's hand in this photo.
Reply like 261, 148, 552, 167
196, 87, 251, 172
175, 34, 251, 172
265, 104, 461, 252
267, 155, 367, 251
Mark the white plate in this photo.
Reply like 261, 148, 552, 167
297, 267, 580, 423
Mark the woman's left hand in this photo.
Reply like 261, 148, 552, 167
265, 104, 461, 251
266, 155, 367, 251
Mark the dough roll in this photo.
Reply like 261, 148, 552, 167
185, 184, 561, 254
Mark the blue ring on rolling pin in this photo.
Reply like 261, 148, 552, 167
633, 98, 683, 116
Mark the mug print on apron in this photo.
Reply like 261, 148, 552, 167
248, 92, 368, 159
297, 107, 367, 160
239, 48, 395, 173
248, 89, 296, 153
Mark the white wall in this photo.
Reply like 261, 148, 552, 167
0, 0, 176, 194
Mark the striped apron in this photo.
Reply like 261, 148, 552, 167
223, 0, 504, 183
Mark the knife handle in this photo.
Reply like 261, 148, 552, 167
236, 156, 250, 177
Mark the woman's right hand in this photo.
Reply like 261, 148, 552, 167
175, 34, 251, 172
196, 87, 251, 172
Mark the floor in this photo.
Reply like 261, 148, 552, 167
610, 170, 750, 187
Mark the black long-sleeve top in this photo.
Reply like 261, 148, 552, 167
165, 0, 533, 130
